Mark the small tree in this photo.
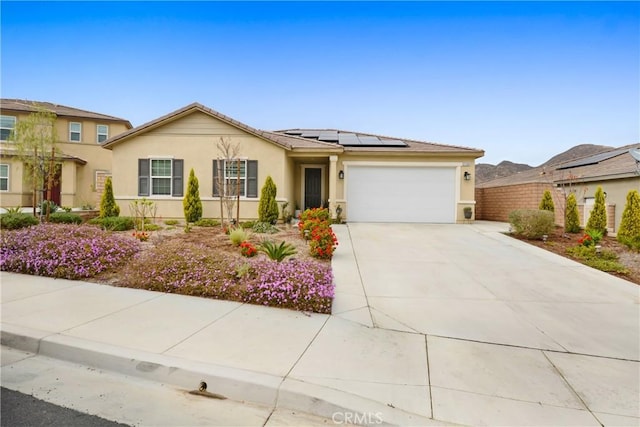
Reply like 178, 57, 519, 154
539, 189, 555, 212
9, 107, 60, 217
99, 176, 120, 217
586, 186, 607, 235
258, 176, 279, 224
565, 193, 581, 233
183, 168, 202, 223
617, 190, 640, 249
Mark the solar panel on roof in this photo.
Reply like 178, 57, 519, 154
283, 130, 303, 135
300, 130, 321, 138
557, 148, 628, 170
357, 136, 381, 145
318, 131, 339, 142
379, 139, 408, 147
338, 133, 361, 146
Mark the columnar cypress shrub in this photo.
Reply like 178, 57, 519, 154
617, 190, 640, 249
183, 168, 203, 223
258, 176, 279, 224
565, 193, 581, 233
586, 186, 607, 235
99, 176, 120, 217
539, 190, 555, 212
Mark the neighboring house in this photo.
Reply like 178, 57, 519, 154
103, 102, 483, 223
0, 99, 132, 208
476, 145, 640, 234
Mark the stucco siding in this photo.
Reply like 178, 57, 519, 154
111, 112, 289, 220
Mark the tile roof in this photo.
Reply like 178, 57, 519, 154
103, 103, 341, 151
103, 102, 482, 157
277, 128, 483, 155
0, 99, 132, 127
478, 144, 640, 188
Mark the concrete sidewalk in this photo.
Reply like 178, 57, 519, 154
2, 222, 639, 426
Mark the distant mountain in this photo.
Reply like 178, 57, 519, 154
540, 144, 614, 167
476, 144, 615, 184
476, 161, 533, 184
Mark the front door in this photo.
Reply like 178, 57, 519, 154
304, 168, 322, 210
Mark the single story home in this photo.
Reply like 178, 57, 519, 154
0, 99, 132, 208
103, 102, 484, 223
476, 144, 640, 234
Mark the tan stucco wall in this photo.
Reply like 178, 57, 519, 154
335, 153, 478, 222
0, 111, 128, 208
110, 111, 289, 220
563, 177, 640, 234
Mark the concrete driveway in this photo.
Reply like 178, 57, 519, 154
331, 222, 640, 426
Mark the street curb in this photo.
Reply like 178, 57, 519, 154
1, 323, 450, 426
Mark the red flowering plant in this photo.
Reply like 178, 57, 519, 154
240, 241, 257, 257
578, 234, 593, 247
132, 230, 149, 242
309, 224, 338, 260
298, 208, 331, 239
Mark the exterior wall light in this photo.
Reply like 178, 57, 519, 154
338, 170, 344, 179
463, 171, 471, 181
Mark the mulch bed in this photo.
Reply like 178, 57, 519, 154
509, 227, 640, 286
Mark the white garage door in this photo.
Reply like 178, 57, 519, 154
346, 166, 456, 223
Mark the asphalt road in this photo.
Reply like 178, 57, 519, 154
1, 387, 129, 427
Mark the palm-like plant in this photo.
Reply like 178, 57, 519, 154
259, 240, 297, 262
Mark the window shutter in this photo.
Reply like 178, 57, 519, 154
247, 160, 258, 198
212, 160, 220, 197
172, 159, 184, 197
138, 159, 149, 196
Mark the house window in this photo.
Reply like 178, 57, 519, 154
1, 116, 16, 141
0, 164, 8, 191
97, 124, 109, 143
213, 160, 258, 198
151, 159, 172, 195
138, 158, 183, 197
69, 122, 82, 142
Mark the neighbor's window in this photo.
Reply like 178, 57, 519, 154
151, 159, 172, 195
0, 116, 16, 141
69, 122, 82, 142
0, 164, 9, 191
96, 124, 109, 143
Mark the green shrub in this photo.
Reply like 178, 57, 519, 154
241, 221, 255, 229
259, 240, 297, 262
0, 213, 39, 230
566, 246, 628, 274
3, 206, 22, 214
39, 200, 58, 215
565, 193, 581, 233
258, 176, 279, 224
143, 223, 163, 231
251, 221, 279, 234
586, 186, 607, 235
229, 227, 248, 246
164, 219, 179, 226
194, 218, 220, 227
99, 176, 120, 218
539, 190, 555, 212
617, 190, 640, 250
508, 209, 555, 239
88, 216, 135, 231
183, 168, 203, 223
49, 212, 83, 224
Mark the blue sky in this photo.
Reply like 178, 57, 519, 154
2, 1, 638, 165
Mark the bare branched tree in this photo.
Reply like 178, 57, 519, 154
215, 137, 242, 227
